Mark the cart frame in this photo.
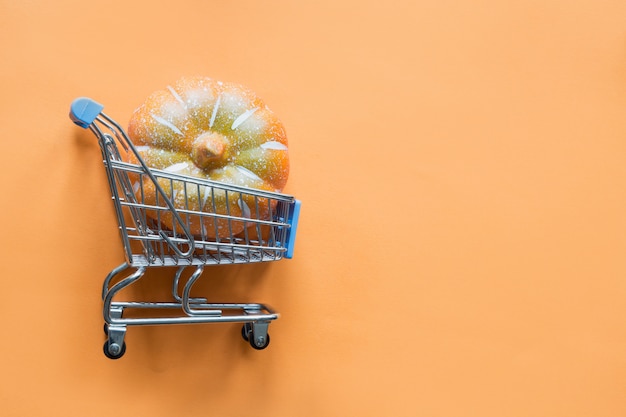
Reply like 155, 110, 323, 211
70, 97, 300, 358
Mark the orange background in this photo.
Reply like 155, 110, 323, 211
2, 0, 626, 415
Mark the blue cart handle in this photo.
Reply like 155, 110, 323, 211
70, 97, 104, 128
285, 200, 301, 259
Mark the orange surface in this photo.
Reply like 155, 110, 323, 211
2, 0, 626, 415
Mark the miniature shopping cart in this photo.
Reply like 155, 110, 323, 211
69, 97, 301, 359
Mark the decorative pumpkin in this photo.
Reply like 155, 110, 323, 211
127, 76, 290, 239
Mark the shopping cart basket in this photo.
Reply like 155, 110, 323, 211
69, 97, 301, 359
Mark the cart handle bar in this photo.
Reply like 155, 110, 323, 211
70, 97, 104, 128
70, 97, 195, 258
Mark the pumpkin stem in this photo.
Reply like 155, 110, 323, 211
191, 132, 228, 170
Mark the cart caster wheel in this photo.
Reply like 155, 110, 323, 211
250, 333, 270, 350
241, 323, 252, 342
103, 340, 126, 360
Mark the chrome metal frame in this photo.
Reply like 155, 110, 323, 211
72, 101, 299, 358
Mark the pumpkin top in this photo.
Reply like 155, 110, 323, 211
127, 76, 289, 192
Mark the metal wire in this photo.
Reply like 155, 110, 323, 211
90, 113, 295, 267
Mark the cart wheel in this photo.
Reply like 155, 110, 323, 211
103, 340, 127, 360
249, 333, 270, 350
241, 323, 252, 342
